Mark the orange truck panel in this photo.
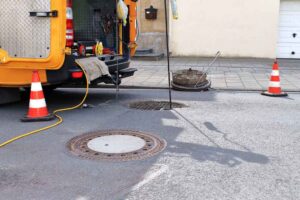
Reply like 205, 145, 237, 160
0, 69, 47, 86
0, 0, 66, 70
125, 0, 138, 56
0, 0, 66, 86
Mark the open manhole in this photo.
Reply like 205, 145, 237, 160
129, 101, 186, 110
67, 130, 167, 161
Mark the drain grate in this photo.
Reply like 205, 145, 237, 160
128, 101, 186, 110
67, 130, 167, 161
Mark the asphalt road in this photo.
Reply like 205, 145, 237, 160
0, 89, 299, 200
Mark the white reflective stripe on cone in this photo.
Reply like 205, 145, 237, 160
271, 70, 280, 76
269, 81, 281, 87
31, 82, 43, 92
29, 99, 47, 108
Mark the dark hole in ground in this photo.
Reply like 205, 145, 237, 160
128, 101, 187, 111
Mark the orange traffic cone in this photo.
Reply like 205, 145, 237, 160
262, 60, 288, 97
21, 71, 54, 122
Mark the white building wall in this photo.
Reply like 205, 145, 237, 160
170, 0, 280, 58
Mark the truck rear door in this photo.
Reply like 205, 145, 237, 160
0, 0, 66, 70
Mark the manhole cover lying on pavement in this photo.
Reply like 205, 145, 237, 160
129, 101, 186, 110
67, 130, 167, 161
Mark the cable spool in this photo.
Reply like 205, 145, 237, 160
78, 45, 86, 56
92, 45, 96, 55
79, 44, 101, 56
85, 46, 95, 55
103, 48, 112, 55
94, 42, 103, 56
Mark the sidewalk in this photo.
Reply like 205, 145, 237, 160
123, 58, 300, 91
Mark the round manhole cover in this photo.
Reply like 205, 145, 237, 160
67, 130, 167, 161
129, 101, 186, 110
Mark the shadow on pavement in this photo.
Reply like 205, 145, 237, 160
168, 142, 269, 168
204, 121, 252, 151
167, 111, 268, 168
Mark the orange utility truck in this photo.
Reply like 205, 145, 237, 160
0, 0, 138, 104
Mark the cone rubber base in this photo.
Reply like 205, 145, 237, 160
21, 114, 55, 123
261, 91, 288, 97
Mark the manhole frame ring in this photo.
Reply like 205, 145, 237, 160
127, 100, 187, 111
67, 130, 167, 162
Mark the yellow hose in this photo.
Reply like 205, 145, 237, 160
0, 63, 89, 148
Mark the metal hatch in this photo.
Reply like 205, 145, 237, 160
0, 0, 51, 58
0, 0, 66, 70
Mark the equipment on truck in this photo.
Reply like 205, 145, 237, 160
117, 0, 129, 26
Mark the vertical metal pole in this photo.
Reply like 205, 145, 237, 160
164, 0, 173, 110
116, 0, 119, 100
